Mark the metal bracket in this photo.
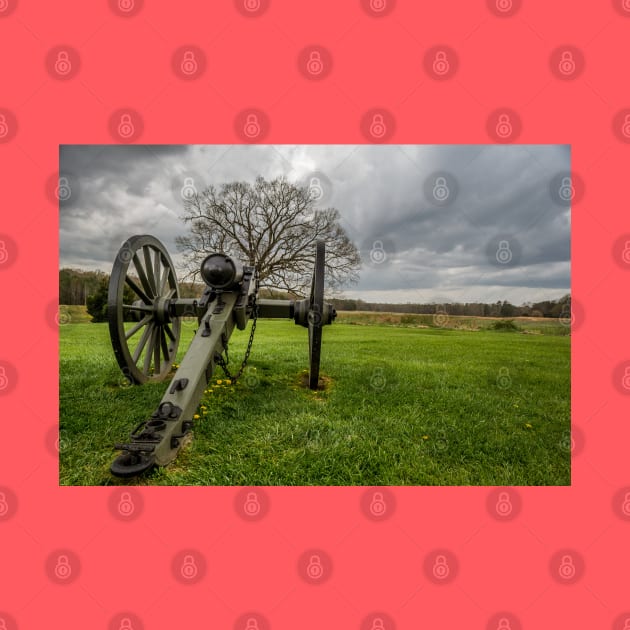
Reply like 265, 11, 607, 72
169, 378, 189, 394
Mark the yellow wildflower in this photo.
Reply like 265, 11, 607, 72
193, 414, 200, 419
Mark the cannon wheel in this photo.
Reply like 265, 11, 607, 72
108, 235, 181, 384
308, 240, 325, 389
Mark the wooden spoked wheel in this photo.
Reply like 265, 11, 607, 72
108, 235, 181, 384
307, 240, 325, 389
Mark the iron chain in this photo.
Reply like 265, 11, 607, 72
215, 300, 258, 384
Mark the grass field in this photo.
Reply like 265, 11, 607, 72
59, 310, 570, 486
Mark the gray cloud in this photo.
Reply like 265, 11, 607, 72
60, 144, 570, 304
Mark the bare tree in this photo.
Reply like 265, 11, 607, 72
175, 176, 361, 296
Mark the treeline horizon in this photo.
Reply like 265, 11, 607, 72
59, 268, 571, 319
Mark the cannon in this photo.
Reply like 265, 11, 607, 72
107, 235, 336, 478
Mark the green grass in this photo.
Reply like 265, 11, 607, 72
59, 317, 570, 486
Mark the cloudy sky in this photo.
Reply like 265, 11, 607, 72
60, 144, 570, 304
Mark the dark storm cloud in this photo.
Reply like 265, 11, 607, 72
59, 144, 570, 303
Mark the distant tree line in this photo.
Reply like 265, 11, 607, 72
60, 268, 202, 305
61, 269, 570, 320
328, 294, 571, 318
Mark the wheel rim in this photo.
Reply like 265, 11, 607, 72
108, 235, 181, 384
308, 240, 325, 389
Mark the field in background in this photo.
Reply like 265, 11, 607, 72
335, 310, 570, 335
61, 304, 569, 335
59, 308, 571, 486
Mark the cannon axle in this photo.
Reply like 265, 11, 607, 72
107, 235, 335, 477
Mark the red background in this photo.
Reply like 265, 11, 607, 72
1, 0, 629, 628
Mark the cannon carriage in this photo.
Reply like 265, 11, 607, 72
107, 235, 335, 477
